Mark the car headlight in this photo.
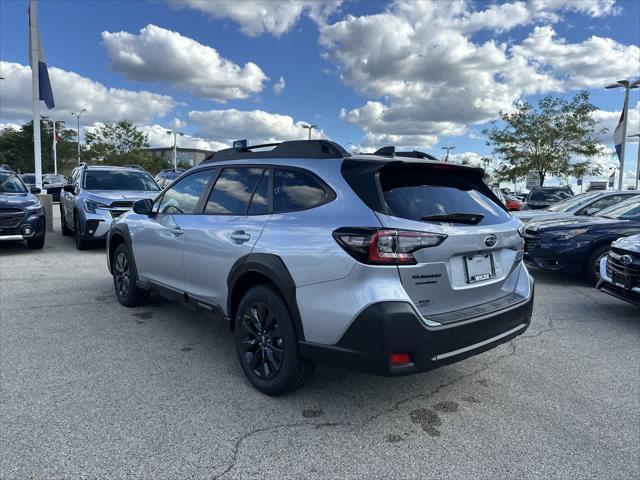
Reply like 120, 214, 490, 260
547, 228, 588, 240
25, 203, 43, 213
83, 199, 109, 213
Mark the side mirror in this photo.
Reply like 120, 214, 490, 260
133, 198, 154, 215
585, 207, 599, 216
30, 187, 41, 194
63, 185, 76, 194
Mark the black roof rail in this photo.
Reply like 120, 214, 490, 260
201, 140, 350, 163
372, 146, 439, 161
0, 163, 15, 172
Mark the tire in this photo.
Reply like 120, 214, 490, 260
26, 234, 45, 249
234, 284, 314, 396
61, 207, 72, 236
586, 244, 611, 285
112, 243, 149, 307
73, 213, 90, 250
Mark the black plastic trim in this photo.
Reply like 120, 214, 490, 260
299, 292, 534, 376
227, 253, 305, 340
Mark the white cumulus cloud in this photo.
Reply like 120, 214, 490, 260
0, 61, 175, 125
102, 24, 267, 102
273, 77, 286, 95
169, 0, 344, 36
187, 109, 326, 145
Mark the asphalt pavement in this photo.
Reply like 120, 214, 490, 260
1, 208, 638, 479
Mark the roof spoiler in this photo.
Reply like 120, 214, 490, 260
201, 140, 350, 163
373, 146, 439, 161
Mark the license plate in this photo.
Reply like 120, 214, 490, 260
464, 254, 495, 283
612, 273, 628, 289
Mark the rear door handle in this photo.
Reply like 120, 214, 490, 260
231, 230, 251, 243
171, 227, 184, 236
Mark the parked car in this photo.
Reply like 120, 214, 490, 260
522, 186, 573, 210
597, 234, 640, 306
42, 174, 66, 201
0, 165, 46, 249
515, 190, 639, 223
504, 194, 523, 211
107, 140, 534, 395
523, 195, 640, 283
60, 164, 160, 250
155, 169, 185, 188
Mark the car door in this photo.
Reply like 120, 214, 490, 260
132, 168, 216, 292
182, 166, 272, 309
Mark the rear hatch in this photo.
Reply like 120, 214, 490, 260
344, 160, 524, 321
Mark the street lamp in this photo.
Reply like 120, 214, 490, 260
301, 124, 317, 140
441, 146, 455, 162
71, 109, 86, 165
605, 78, 640, 191
166, 130, 184, 170
628, 133, 640, 190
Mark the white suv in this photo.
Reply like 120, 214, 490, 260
107, 140, 534, 395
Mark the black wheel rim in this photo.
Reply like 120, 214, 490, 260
239, 302, 284, 380
115, 252, 130, 298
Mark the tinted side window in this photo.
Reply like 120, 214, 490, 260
587, 195, 624, 212
157, 169, 213, 214
206, 167, 265, 214
247, 169, 271, 215
274, 169, 329, 213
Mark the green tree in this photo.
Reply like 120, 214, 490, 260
84, 120, 169, 174
482, 91, 606, 186
0, 120, 77, 174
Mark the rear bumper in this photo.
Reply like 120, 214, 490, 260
299, 285, 534, 376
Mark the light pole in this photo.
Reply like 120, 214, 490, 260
629, 134, 640, 190
166, 130, 184, 170
302, 124, 317, 140
71, 109, 86, 165
441, 146, 455, 162
605, 79, 640, 191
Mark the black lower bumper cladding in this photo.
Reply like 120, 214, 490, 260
300, 293, 534, 376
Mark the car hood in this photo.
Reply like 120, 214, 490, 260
612, 234, 640, 253
0, 192, 40, 209
84, 190, 159, 203
526, 215, 623, 231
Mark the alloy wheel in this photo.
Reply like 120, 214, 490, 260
240, 302, 284, 380
114, 252, 130, 298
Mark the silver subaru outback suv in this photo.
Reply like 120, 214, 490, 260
107, 140, 534, 395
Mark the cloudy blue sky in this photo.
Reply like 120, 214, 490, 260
1, 0, 639, 183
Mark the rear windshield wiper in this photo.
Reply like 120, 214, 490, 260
420, 213, 484, 225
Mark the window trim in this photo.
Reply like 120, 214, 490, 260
153, 166, 218, 216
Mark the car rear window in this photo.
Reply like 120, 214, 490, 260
378, 164, 510, 226
528, 189, 572, 202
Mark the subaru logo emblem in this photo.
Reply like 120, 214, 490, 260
484, 235, 498, 248
620, 254, 633, 266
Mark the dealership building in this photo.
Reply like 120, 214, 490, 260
145, 147, 214, 166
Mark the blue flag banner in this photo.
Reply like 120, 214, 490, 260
28, 3, 54, 109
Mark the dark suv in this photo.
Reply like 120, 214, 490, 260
522, 186, 573, 210
0, 165, 46, 249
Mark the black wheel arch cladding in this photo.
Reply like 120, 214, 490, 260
227, 253, 305, 341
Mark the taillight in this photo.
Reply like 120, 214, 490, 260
333, 228, 447, 265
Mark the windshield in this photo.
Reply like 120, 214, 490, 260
0, 172, 28, 193
547, 192, 598, 212
44, 174, 65, 183
595, 197, 640, 220
528, 189, 573, 203
84, 170, 160, 191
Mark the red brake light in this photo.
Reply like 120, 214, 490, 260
333, 228, 447, 265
